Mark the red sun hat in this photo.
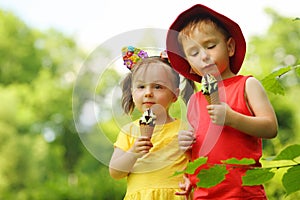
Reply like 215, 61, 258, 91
166, 4, 246, 83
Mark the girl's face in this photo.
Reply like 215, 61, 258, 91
131, 64, 179, 115
181, 23, 235, 78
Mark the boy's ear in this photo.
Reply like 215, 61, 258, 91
227, 37, 235, 57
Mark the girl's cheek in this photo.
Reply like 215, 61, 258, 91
132, 92, 143, 102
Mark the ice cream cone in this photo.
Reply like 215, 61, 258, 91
201, 73, 220, 105
210, 91, 220, 104
139, 108, 156, 138
204, 91, 220, 105
204, 94, 211, 105
140, 124, 155, 138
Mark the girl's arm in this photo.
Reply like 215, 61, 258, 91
109, 137, 152, 179
109, 147, 139, 179
208, 77, 278, 138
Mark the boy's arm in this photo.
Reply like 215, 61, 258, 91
175, 174, 192, 199
225, 77, 278, 138
178, 130, 195, 153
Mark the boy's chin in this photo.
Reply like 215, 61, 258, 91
203, 69, 221, 77
189, 68, 202, 76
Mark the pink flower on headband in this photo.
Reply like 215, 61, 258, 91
122, 46, 149, 70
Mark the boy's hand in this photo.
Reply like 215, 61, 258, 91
175, 174, 192, 199
207, 102, 229, 125
178, 130, 195, 152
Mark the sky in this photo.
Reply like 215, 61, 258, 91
0, 0, 299, 52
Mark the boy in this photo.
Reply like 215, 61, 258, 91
166, 4, 278, 199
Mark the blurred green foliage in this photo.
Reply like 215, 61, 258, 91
0, 9, 126, 199
0, 6, 299, 200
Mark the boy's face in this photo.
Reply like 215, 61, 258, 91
180, 23, 235, 77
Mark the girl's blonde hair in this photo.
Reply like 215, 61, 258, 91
120, 56, 195, 114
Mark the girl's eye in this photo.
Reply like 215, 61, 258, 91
154, 84, 163, 89
137, 85, 145, 89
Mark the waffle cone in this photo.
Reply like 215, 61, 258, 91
140, 125, 155, 138
204, 91, 220, 105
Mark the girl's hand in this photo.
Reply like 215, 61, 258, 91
207, 102, 231, 125
175, 174, 192, 199
178, 130, 195, 152
129, 136, 153, 157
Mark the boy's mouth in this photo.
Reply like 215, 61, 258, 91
203, 64, 216, 70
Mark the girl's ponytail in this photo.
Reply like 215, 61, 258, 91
121, 73, 135, 114
180, 78, 196, 104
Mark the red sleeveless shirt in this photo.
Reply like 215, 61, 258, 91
187, 75, 267, 199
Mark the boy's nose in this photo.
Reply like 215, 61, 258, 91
200, 48, 210, 62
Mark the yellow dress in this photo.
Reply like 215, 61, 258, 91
114, 119, 190, 200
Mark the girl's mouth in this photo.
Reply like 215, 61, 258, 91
143, 102, 155, 106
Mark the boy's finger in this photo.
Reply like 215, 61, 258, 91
175, 191, 188, 195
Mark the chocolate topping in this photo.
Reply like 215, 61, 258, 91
139, 108, 156, 127
201, 73, 218, 95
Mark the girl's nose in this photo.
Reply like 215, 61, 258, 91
144, 87, 153, 97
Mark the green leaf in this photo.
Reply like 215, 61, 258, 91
171, 157, 208, 177
273, 144, 300, 161
261, 66, 292, 95
171, 170, 184, 177
196, 165, 228, 188
295, 65, 300, 77
222, 158, 256, 165
185, 157, 208, 174
242, 168, 275, 186
282, 165, 300, 196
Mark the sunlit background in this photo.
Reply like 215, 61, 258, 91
0, 0, 299, 199
0, 0, 299, 50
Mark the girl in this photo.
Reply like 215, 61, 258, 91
166, 4, 278, 199
109, 46, 194, 199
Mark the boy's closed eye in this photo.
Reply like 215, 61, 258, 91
191, 51, 199, 57
207, 44, 216, 49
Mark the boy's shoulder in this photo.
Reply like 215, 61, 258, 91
223, 75, 252, 84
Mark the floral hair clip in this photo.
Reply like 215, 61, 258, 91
122, 46, 149, 70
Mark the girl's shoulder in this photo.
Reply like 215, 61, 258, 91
155, 119, 184, 133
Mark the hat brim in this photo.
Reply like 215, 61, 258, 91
166, 4, 246, 82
